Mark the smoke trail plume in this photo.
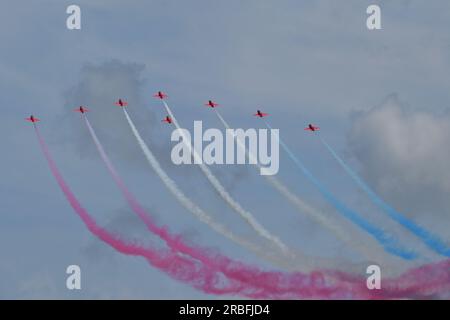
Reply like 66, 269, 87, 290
320, 137, 450, 258
161, 101, 292, 256
264, 121, 417, 260
84, 114, 345, 294
33, 124, 450, 299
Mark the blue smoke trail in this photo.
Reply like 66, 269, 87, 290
264, 121, 417, 260
320, 137, 450, 257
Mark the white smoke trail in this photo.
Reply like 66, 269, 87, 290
214, 110, 388, 262
161, 101, 292, 256
122, 108, 300, 268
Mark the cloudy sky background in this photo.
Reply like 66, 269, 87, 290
1, 0, 449, 298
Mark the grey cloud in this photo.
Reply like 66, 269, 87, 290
54, 60, 208, 181
53, 60, 164, 168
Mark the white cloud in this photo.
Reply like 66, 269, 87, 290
348, 94, 450, 234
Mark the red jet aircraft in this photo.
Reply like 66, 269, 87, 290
114, 99, 128, 107
25, 115, 40, 123
74, 106, 89, 114
161, 115, 172, 124
254, 110, 269, 118
304, 124, 320, 132
153, 91, 168, 99
205, 100, 219, 108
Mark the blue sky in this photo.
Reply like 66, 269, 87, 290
1, 0, 449, 298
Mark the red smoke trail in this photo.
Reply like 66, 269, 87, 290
35, 123, 449, 299
378, 259, 450, 298
330, 259, 450, 299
